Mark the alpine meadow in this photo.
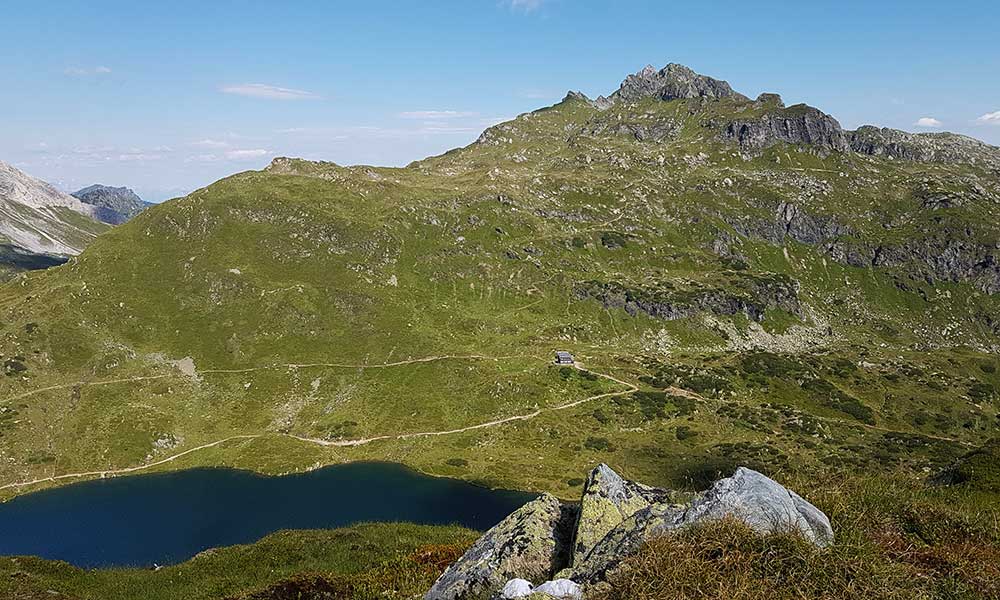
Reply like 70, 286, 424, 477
2, 19, 1000, 599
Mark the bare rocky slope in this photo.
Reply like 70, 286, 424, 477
0, 161, 108, 275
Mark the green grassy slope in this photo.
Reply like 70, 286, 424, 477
0, 76, 999, 501
0, 522, 476, 600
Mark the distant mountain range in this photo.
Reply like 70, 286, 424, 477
0, 161, 108, 278
71, 184, 151, 225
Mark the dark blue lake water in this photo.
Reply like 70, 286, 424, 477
0, 462, 534, 569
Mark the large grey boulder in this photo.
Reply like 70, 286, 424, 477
571, 467, 833, 583
425, 493, 576, 600
683, 467, 833, 545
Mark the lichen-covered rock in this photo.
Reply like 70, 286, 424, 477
569, 502, 684, 584
570, 464, 675, 565
425, 493, 576, 600
571, 467, 832, 583
427, 466, 833, 597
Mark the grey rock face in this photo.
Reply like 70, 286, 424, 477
724, 197, 1000, 294
428, 465, 832, 598
72, 184, 150, 225
849, 126, 1000, 168
571, 467, 833, 584
684, 467, 833, 545
755, 93, 785, 107
0, 160, 103, 256
611, 63, 747, 103
574, 276, 802, 323
425, 493, 576, 600
724, 105, 848, 154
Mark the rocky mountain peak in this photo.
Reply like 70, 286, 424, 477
72, 184, 149, 225
611, 62, 748, 103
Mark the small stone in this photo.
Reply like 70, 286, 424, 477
533, 579, 582, 600
500, 578, 533, 599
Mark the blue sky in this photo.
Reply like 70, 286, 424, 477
3, 0, 999, 202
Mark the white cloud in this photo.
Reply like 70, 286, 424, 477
517, 89, 557, 100
192, 139, 231, 148
914, 117, 942, 128
116, 152, 163, 162
65, 66, 112, 77
186, 154, 222, 163
226, 149, 270, 159
220, 83, 319, 100
398, 110, 479, 119
506, 0, 544, 11
186, 149, 272, 163
977, 111, 1000, 125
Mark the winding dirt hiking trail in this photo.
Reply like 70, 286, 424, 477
0, 355, 518, 406
291, 364, 638, 447
0, 357, 637, 492
0, 436, 260, 492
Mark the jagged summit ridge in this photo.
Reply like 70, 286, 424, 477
564, 62, 745, 109
557, 62, 1000, 167
612, 63, 747, 103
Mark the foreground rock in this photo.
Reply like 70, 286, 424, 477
570, 467, 833, 584
570, 463, 679, 565
425, 465, 832, 599
425, 493, 576, 600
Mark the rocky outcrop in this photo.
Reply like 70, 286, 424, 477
425, 494, 577, 600
570, 464, 678, 565
849, 126, 1000, 169
570, 467, 833, 585
611, 63, 748, 103
72, 184, 150, 225
426, 465, 832, 599
574, 275, 802, 323
723, 105, 848, 154
725, 200, 1000, 294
